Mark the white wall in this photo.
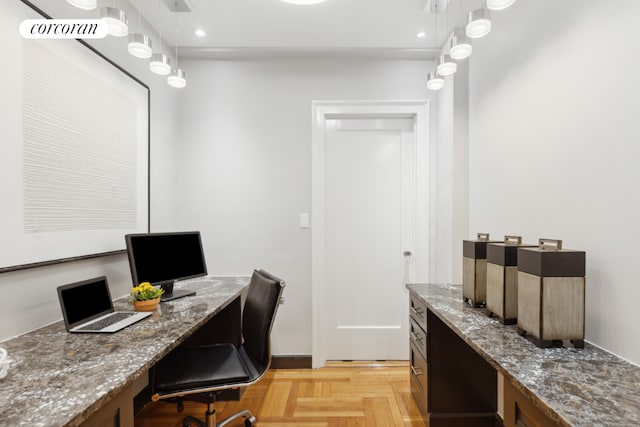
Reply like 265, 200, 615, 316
468, 0, 640, 364
174, 58, 437, 355
0, 0, 179, 341
432, 61, 470, 285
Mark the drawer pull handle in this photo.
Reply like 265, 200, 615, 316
411, 365, 424, 376
410, 332, 423, 343
410, 306, 424, 317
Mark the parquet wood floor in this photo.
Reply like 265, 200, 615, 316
135, 361, 424, 427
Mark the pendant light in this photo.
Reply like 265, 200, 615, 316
168, 68, 186, 88
129, 34, 152, 58
100, 6, 128, 37
449, 28, 472, 60
66, 0, 97, 10
426, 71, 445, 91
466, 8, 491, 39
487, 0, 516, 11
167, 13, 186, 88
150, 0, 171, 75
434, 1, 456, 77
150, 53, 171, 75
426, 0, 449, 89
128, 5, 152, 59
436, 54, 457, 76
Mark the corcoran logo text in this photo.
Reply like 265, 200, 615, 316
20, 19, 108, 39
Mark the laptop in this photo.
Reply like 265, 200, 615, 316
57, 276, 152, 333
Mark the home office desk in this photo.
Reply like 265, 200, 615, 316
407, 283, 640, 426
0, 276, 249, 427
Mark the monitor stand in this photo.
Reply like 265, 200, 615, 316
160, 281, 196, 302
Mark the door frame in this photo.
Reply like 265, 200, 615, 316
311, 100, 430, 368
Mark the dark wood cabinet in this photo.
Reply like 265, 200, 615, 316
503, 379, 558, 427
409, 294, 429, 420
410, 294, 498, 426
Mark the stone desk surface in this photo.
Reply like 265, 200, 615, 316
407, 283, 640, 427
0, 276, 249, 427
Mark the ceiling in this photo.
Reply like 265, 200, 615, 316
126, 0, 481, 60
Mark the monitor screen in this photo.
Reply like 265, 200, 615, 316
125, 231, 208, 287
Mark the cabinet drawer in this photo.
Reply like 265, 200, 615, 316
503, 379, 557, 427
410, 342, 428, 418
410, 317, 428, 361
410, 293, 428, 331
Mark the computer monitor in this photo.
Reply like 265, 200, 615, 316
125, 231, 207, 301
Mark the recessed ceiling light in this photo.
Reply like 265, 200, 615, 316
416, 32, 426, 39
281, 0, 328, 5
194, 29, 207, 37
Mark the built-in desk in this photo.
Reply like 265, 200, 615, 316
407, 283, 640, 426
0, 276, 249, 427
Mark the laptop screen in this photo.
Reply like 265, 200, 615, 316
58, 277, 113, 328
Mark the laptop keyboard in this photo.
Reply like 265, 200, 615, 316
76, 312, 135, 331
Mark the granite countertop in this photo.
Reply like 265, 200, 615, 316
406, 283, 640, 426
0, 276, 248, 427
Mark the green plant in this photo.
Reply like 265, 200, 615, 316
130, 282, 164, 302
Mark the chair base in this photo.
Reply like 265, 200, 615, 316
181, 402, 256, 427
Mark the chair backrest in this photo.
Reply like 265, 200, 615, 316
241, 269, 285, 371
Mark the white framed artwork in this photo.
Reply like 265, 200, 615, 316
0, 0, 149, 271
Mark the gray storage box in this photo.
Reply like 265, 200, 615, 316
486, 236, 536, 324
516, 239, 586, 348
462, 233, 500, 308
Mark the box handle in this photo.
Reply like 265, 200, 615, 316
477, 232, 490, 241
504, 235, 522, 245
539, 238, 562, 250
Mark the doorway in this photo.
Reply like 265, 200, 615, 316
311, 101, 430, 368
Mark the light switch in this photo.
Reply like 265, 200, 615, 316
299, 213, 310, 229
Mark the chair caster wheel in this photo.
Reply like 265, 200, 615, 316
245, 416, 256, 426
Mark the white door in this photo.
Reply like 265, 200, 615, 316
324, 117, 415, 361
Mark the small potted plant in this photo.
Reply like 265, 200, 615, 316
130, 282, 164, 311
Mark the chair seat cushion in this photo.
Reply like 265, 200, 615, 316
154, 343, 251, 393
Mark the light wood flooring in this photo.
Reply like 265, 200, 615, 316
135, 361, 424, 427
